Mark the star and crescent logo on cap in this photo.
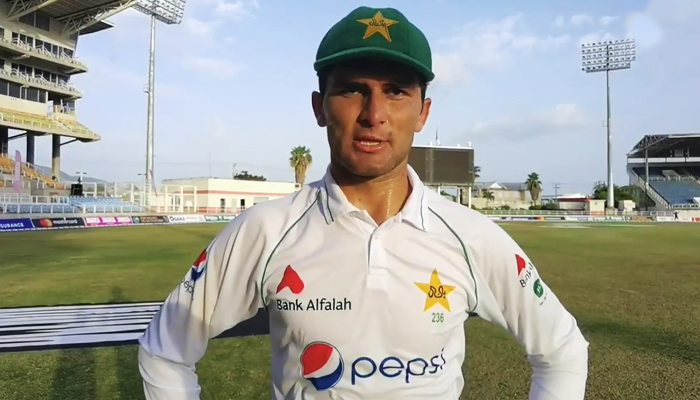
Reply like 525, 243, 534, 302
357, 11, 399, 42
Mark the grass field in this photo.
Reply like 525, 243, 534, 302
1, 222, 699, 400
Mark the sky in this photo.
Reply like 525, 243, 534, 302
7, 0, 700, 195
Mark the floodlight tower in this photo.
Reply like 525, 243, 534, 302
581, 38, 636, 211
134, 0, 187, 206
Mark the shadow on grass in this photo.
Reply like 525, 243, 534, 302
110, 286, 143, 399
50, 286, 142, 399
583, 319, 700, 366
50, 349, 97, 400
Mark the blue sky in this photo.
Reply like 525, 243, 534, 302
8, 0, 700, 195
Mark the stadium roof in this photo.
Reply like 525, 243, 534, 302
627, 133, 700, 157
6, 0, 133, 36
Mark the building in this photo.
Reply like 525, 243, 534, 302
155, 177, 300, 214
627, 133, 700, 210
0, 0, 130, 182
470, 181, 534, 209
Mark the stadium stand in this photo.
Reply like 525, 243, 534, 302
69, 196, 144, 213
627, 134, 700, 209
0, 154, 67, 189
0, 0, 130, 183
0, 193, 145, 214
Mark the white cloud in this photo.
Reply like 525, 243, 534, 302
570, 14, 595, 26
578, 32, 617, 45
463, 104, 589, 141
554, 15, 565, 27
599, 16, 618, 26
625, 13, 664, 48
183, 17, 219, 38
432, 14, 569, 85
646, 0, 700, 24
181, 56, 243, 79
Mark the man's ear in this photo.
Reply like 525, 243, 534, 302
311, 91, 326, 127
414, 97, 432, 132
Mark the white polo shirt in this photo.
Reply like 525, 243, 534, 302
138, 166, 589, 400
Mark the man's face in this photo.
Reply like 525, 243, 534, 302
312, 59, 431, 179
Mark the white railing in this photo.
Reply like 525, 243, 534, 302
649, 176, 695, 182
0, 194, 71, 203
0, 111, 58, 130
2, 68, 81, 95
0, 178, 33, 189
0, 202, 76, 214
74, 204, 146, 214
0, 37, 87, 70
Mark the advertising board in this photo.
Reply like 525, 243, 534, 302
84, 216, 133, 227
203, 215, 237, 222
31, 217, 85, 229
0, 218, 33, 232
168, 214, 205, 224
131, 215, 169, 224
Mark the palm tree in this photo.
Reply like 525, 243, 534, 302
525, 172, 542, 204
289, 146, 312, 185
482, 189, 495, 203
474, 165, 481, 179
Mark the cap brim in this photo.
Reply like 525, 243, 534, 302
314, 47, 435, 82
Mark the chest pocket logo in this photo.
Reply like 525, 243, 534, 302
414, 269, 455, 325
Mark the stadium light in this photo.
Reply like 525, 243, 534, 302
581, 38, 636, 211
133, 0, 187, 206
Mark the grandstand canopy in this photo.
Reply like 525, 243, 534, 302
627, 133, 700, 158
5, 0, 130, 36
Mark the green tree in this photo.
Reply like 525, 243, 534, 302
474, 165, 481, 179
289, 146, 313, 185
592, 181, 644, 208
525, 172, 542, 204
482, 189, 495, 203
234, 171, 266, 181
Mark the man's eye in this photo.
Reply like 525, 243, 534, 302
388, 88, 407, 96
337, 87, 360, 96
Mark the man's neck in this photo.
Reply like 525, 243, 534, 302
331, 163, 412, 225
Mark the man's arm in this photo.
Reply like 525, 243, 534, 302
471, 223, 589, 400
138, 214, 266, 400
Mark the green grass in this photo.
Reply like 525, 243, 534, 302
1, 223, 699, 400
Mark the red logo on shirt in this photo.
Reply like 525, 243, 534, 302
276, 265, 305, 294
515, 254, 527, 275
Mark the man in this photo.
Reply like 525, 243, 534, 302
138, 6, 589, 400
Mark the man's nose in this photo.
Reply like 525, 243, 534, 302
359, 90, 389, 127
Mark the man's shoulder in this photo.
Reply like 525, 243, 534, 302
424, 189, 508, 252
424, 189, 494, 227
232, 181, 322, 232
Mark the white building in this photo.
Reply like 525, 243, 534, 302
154, 177, 300, 214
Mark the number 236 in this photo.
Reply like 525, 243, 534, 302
431, 312, 444, 323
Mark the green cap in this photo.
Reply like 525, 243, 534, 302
314, 6, 434, 82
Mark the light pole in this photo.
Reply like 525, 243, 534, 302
137, 172, 147, 206
75, 171, 87, 184
581, 38, 636, 211
133, 0, 187, 206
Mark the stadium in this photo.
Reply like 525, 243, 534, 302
0, 2, 698, 400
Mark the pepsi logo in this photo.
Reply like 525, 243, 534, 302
190, 248, 208, 282
300, 341, 344, 391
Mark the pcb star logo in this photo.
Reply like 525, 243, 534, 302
414, 269, 456, 312
357, 11, 399, 42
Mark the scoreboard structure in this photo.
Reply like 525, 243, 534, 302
408, 144, 475, 186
